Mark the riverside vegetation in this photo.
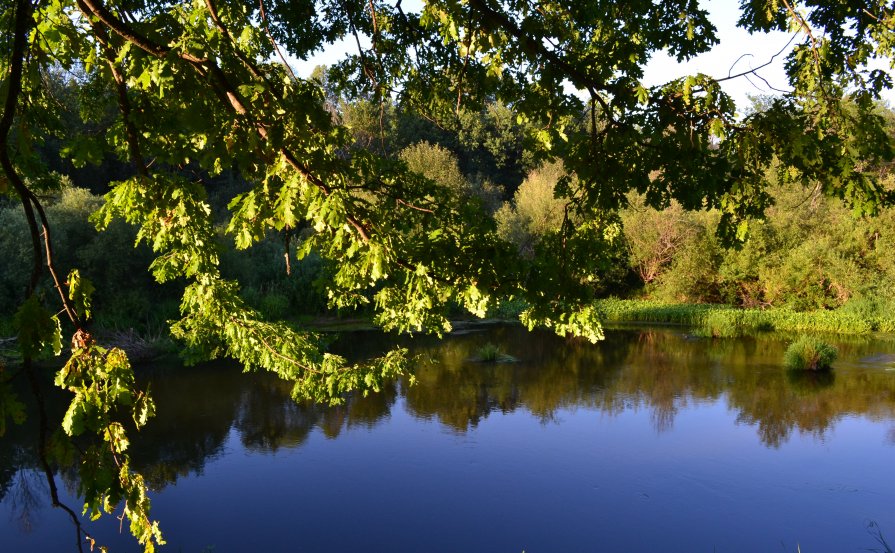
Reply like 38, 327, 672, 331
4, 141, 895, 343
4, 0, 895, 550
783, 336, 838, 371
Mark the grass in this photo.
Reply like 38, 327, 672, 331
470, 343, 518, 363
593, 298, 895, 337
783, 336, 838, 370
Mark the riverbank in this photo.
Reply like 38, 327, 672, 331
0, 325, 177, 367
3, 298, 892, 367
592, 298, 895, 337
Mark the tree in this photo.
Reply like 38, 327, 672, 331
3, 0, 895, 550
621, 195, 701, 286
399, 140, 471, 194
496, 161, 568, 254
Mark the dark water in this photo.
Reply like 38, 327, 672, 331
3, 326, 895, 552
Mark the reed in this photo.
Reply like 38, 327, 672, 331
593, 299, 894, 336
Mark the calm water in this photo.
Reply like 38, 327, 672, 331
3, 326, 895, 552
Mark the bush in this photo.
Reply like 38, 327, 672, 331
703, 310, 744, 338
486, 297, 527, 319
470, 342, 517, 363
476, 343, 501, 362
0, 187, 167, 328
783, 336, 838, 371
495, 161, 569, 256
399, 141, 470, 194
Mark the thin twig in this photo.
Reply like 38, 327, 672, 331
258, 0, 297, 81
27, 361, 96, 553
722, 33, 798, 83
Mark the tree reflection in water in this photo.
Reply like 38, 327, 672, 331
3, 325, 895, 513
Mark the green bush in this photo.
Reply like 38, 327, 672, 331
399, 141, 471, 194
618, 177, 895, 313
783, 336, 838, 371
486, 297, 527, 319
495, 161, 570, 256
703, 310, 744, 338
470, 342, 517, 363
0, 187, 166, 328
476, 343, 501, 362
259, 291, 290, 320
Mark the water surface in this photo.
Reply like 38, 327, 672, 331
3, 326, 895, 552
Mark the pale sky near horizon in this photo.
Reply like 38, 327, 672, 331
291, 0, 894, 114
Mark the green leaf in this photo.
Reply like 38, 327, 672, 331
0, 382, 26, 437
68, 269, 95, 320
14, 296, 61, 358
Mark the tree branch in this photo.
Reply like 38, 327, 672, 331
1, 0, 42, 297
27, 361, 97, 553
258, 0, 297, 81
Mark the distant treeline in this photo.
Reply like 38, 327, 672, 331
2, 67, 895, 336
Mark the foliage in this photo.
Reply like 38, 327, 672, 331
473, 342, 501, 362
621, 195, 701, 285
470, 341, 517, 363
4, 0, 895, 549
56, 341, 162, 549
496, 161, 570, 255
0, 187, 171, 329
783, 336, 838, 371
399, 141, 471, 195
620, 175, 895, 310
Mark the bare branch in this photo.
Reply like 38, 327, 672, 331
258, 0, 297, 81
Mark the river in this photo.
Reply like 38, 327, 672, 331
2, 325, 895, 552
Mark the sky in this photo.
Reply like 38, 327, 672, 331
290, 0, 894, 114
641, 0, 796, 110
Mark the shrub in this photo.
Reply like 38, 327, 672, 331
476, 343, 501, 362
783, 336, 838, 371
487, 297, 527, 319
399, 141, 470, 194
470, 343, 517, 363
495, 161, 570, 256
703, 310, 744, 338
260, 291, 290, 320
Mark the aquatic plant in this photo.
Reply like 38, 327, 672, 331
783, 337, 838, 371
471, 343, 518, 363
477, 343, 501, 362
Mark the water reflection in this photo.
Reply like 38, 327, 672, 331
5, 326, 895, 497
395, 327, 895, 448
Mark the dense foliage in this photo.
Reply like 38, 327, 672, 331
4, 0, 895, 550
621, 174, 895, 312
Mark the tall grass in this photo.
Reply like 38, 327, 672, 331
594, 298, 895, 336
783, 337, 838, 370
470, 343, 518, 363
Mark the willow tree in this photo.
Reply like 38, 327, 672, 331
2, 0, 894, 550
